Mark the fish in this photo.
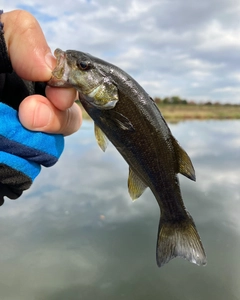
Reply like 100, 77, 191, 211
48, 48, 207, 268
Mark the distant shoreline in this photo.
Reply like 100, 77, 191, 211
157, 104, 240, 122
79, 102, 240, 122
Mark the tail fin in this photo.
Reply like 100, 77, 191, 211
156, 213, 207, 267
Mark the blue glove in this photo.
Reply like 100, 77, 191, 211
0, 12, 64, 205
0, 102, 64, 205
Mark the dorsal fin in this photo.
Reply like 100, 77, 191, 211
171, 136, 196, 181
94, 124, 108, 152
128, 167, 148, 200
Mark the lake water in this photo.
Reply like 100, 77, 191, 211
0, 120, 240, 300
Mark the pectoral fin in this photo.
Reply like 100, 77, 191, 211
171, 136, 196, 181
128, 168, 147, 200
94, 124, 108, 152
111, 112, 135, 131
99, 111, 135, 132
88, 81, 119, 110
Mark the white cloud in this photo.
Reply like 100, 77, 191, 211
2, 0, 240, 102
0, 119, 240, 298
198, 20, 240, 51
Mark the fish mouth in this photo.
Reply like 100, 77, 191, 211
48, 48, 71, 87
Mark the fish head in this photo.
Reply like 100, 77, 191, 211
48, 49, 119, 109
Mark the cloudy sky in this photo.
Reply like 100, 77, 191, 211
2, 0, 240, 103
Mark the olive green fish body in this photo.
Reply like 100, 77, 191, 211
81, 89, 183, 214
48, 49, 206, 267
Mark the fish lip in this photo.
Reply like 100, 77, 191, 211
52, 49, 66, 79
48, 48, 71, 87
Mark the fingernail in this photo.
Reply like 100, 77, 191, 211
45, 52, 56, 70
33, 103, 52, 129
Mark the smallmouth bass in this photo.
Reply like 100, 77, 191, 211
48, 49, 207, 268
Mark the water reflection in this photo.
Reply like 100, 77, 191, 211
0, 120, 240, 300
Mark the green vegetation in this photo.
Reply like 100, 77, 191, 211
154, 96, 240, 122
157, 104, 240, 122
79, 96, 240, 122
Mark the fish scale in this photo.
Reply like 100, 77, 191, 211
48, 48, 206, 268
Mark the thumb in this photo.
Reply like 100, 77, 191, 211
1, 10, 55, 81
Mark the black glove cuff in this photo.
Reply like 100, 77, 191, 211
0, 10, 13, 73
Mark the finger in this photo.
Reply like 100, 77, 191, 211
2, 10, 55, 81
45, 86, 78, 111
19, 95, 82, 136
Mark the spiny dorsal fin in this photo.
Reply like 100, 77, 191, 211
128, 168, 147, 200
94, 124, 108, 152
171, 136, 196, 181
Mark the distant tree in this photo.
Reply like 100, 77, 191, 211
151, 96, 239, 106
158, 96, 189, 105
205, 101, 212, 105
154, 97, 162, 104
189, 100, 196, 105
171, 96, 181, 104
181, 99, 188, 105
163, 97, 170, 104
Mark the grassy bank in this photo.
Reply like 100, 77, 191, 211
79, 103, 240, 122
157, 104, 240, 122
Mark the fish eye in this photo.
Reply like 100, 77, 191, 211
77, 60, 90, 70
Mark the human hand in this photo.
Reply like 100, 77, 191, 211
1, 10, 82, 136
